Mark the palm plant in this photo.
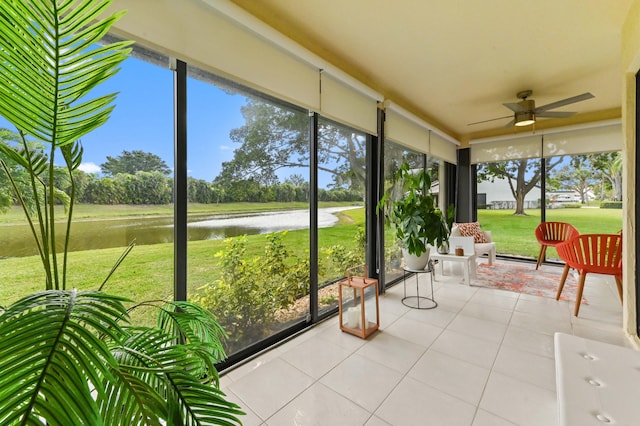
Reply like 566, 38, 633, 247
0, 1, 243, 424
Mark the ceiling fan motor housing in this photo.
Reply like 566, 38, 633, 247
519, 99, 535, 111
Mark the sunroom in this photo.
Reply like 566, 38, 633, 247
2, 0, 640, 425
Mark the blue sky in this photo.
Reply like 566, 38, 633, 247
84, 57, 246, 182
0, 56, 247, 182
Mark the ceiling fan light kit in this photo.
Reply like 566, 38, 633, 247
469, 90, 595, 128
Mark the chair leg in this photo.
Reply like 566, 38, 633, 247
574, 272, 587, 317
536, 245, 547, 270
615, 275, 623, 303
556, 264, 570, 300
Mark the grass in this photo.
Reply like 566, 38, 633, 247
0, 204, 622, 324
478, 207, 623, 259
0, 206, 364, 325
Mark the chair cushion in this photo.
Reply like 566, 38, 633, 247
454, 222, 489, 243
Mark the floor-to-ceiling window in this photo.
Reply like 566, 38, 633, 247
185, 67, 311, 357
472, 127, 623, 262
316, 118, 367, 316
543, 151, 623, 262
476, 158, 542, 259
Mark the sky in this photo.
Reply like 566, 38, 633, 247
84, 57, 246, 182
0, 55, 248, 183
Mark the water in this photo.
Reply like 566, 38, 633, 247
0, 206, 358, 258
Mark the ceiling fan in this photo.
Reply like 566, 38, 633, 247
468, 90, 595, 127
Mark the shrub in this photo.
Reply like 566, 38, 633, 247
600, 201, 622, 209
193, 232, 309, 351
563, 203, 582, 209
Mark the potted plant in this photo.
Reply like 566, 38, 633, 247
0, 1, 243, 424
378, 162, 451, 270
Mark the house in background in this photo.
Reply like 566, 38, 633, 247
546, 189, 596, 206
477, 178, 540, 210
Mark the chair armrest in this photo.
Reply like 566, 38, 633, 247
483, 230, 492, 242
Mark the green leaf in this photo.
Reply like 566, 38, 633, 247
0, 290, 130, 425
0, 0, 132, 148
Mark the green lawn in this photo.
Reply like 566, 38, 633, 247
0, 204, 622, 325
0, 206, 364, 325
478, 207, 623, 259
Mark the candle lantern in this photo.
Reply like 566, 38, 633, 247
338, 265, 380, 339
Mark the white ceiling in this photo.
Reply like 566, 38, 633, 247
229, 0, 632, 143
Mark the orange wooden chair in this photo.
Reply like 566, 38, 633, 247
534, 222, 579, 269
555, 234, 623, 317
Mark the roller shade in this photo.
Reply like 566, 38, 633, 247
430, 132, 458, 164
471, 135, 542, 164
320, 73, 378, 135
543, 122, 622, 157
385, 108, 429, 153
110, 0, 320, 110
471, 121, 622, 164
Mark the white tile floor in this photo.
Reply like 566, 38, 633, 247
220, 260, 631, 426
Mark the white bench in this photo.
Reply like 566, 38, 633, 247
554, 332, 640, 425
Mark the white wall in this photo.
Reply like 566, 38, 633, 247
477, 177, 541, 206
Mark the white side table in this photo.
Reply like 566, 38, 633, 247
429, 252, 476, 285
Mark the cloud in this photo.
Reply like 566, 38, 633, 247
78, 162, 101, 174
219, 145, 232, 151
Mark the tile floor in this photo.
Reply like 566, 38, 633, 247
219, 260, 632, 426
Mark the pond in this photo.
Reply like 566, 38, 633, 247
0, 206, 358, 258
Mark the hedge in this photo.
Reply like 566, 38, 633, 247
600, 201, 622, 209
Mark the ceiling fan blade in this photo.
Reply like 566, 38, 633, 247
467, 115, 513, 126
503, 102, 526, 113
535, 111, 576, 118
535, 92, 594, 112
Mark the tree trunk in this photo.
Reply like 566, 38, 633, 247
614, 175, 623, 201
514, 189, 526, 215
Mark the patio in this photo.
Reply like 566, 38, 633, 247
219, 260, 628, 425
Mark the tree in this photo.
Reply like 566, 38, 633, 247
0, 129, 25, 211
552, 163, 598, 204
477, 157, 563, 215
214, 100, 308, 188
586, 151, 622, 201
101, 149, 170, 176
284, 173, 307, 186
214, 98, 367, 195
551, 153, 622, 203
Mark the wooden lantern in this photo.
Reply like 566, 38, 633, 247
338, 265, 380, 339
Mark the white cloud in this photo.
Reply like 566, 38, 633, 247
219, 145, 232, 151
78, 162, 101, 174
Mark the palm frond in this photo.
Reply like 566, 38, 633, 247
104, 327, 243, 425
0, 290, 130, 425
0, 0, 132, 148
60, 140, 84, 171
157, 301, 228, 362
152, 343, 245, 426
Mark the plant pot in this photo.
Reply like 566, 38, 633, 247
402, 248, 430, 270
